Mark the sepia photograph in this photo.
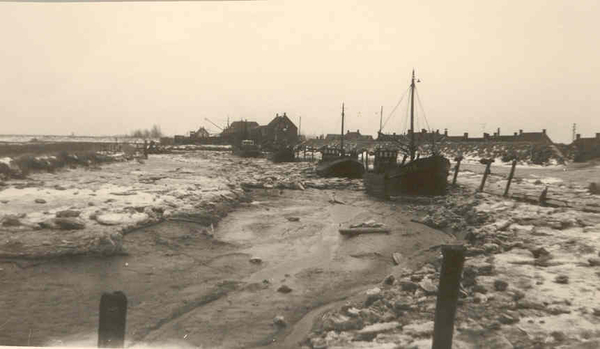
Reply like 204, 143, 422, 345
1, 0, 600, 348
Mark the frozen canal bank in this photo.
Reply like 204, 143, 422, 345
0, 151, 451, 348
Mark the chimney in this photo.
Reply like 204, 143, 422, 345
577, 134, 581, 140
542, 129, 546, 135
436, 129, 440, 134
519, 129, 523, 135
497, 128, 500, 136
283, 112, 287, 117
464, 132, 468, 140
514, 132, 517, 136
444, 128, 448, 136
357, 129, 359, 134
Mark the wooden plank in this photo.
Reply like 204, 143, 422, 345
338, 228, 391, 236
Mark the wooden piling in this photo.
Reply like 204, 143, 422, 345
98, 291, 127, 348
478, 160, 493, 192
539, 186, 548, 206
432, 245, 466, 349
452, 156, 463, 186
503, 160, 517, 197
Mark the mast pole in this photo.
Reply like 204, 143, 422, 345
341, 103, 345, 155
379, 106, 383, 134
410, 70, 416, 161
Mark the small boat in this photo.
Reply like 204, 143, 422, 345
232, 120, 262, 158
316, 152, 365, 178
364, 70, 450, 197
316, 104, 365, 179
232, 139, 262, 158
268, 145, 295, 163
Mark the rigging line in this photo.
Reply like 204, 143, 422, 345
415, 87, 431, 132
382, 86, 410, 131
403, 89, 410, 134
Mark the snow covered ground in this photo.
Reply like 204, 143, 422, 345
0, 151, 363, 259
304, 160, 600, 349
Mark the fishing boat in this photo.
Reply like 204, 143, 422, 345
267, 144, 295, 163
232, 139, 262, 157
364, 70, 450, 197
232, 120, 262, 158
316, 104, 365, 179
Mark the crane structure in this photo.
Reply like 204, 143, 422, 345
204, 118, 224, 132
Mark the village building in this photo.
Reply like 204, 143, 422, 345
437, 128, 554, 144
219, 120, 259, 144
326, 129, 373, 142
251, 113, 298, 146
190, 127, 210, 139
572, 133, 600, 161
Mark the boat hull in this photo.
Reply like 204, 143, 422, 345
364, 155, 451, 197
268, 147, 295, 163
232, 147, 262, 158
316, 158, 365, 179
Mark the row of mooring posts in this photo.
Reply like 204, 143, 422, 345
453, 156, 520, 198
94, 245, 466, 349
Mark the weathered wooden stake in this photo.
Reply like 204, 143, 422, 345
432, 245, 466, 349
503, 160, 517, 197
452, 156, 463, 186
539, 186, 548, 206
98, 291, 127, 348
478, 161, 492, 192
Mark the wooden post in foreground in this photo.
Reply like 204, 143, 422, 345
539, 186, 548, 206
452, 156, 463, 186
432, 245, 466, 349
478, 159, 493, 192
503, 160, 517, 197
98, 291, 127, 348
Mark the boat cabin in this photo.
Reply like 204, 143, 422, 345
373, 149, 398, 173
321, 147, 342, 161
320, 147, 359, 161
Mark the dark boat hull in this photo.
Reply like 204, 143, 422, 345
364, 155, 451, 197
232, 147, 262, 158
316, 158, 365, 179
268, 147, 295, 163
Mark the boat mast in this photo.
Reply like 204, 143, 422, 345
379, 106, 383, 134
341, 103, 345, 155
409, 70, 416, 161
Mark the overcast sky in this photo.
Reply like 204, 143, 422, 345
1, 0, 599, 143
